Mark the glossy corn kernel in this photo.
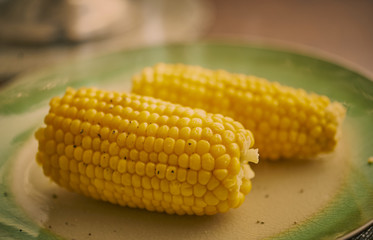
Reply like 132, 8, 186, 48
132, 63, 346, 160
35, 87, 258, 215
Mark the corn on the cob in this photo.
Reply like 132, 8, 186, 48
35, 87, 258, 215
132, 63, 346, 160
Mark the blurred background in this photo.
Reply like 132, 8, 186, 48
0, 0, 372, 86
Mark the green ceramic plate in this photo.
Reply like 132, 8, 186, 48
0, 43, 372, 240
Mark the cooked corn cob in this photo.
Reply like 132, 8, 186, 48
132, 63, 346, 160
35, 87, 258, 215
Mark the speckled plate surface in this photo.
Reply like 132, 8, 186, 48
0, 43, 372, 240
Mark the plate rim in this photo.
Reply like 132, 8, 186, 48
1, 40, 372, 95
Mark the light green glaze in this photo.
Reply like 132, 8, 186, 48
0, 42, 372, 239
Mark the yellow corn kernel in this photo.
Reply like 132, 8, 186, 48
126, 160, 135, 174
213, 185, 229, 201
178, 153, 189, 168
189, 154, 201, 171
132, 63, 346, 160
174, 139, 186, 155
193, 184, 207, 198
213, 169, 228, 181
169, 181, 181, 195
240, 178, 252, 195
100, 153, 109, 168
198, 170, 211, 185
58, 156, 69, 171
135, 161, 145, 176
155, 163, 167, 179
204, 192, 219, 206
201, 153, 215, 171
228, 157, 241, 175
186, 170, 198, 185
35, 87, 258, 215
215, 154, 231, 169
56, 143, 65, 155
82, 150, 93, 164
210, 144, 226, 158
179, 182, 192, 197
139, 151, 149, 162
142, 176, 152, 190
145, 162, 155, 177
185, 139, 197, 155
177, 168, 187, 182
168, 154, 178, 166
179, 127, 191, 139
154, 138, 164, 153
158, 152, 168, 164
166, 166, 177, 181
196, 140, 210, 155
207, 176, 220, 191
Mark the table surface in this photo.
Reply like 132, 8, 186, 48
207, 0, 373, 78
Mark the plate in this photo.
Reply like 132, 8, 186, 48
0, 42, 372, 240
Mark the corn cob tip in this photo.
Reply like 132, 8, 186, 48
328, 101, 346, 123
327, 100, 346, 147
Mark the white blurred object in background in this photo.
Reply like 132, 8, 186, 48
0, 0, 214, 85
0, 0, 134, 43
